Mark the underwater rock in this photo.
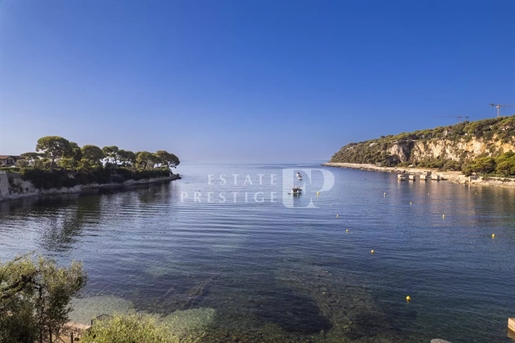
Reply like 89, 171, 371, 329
161, 307, 216, 337
69, 295, 135, 325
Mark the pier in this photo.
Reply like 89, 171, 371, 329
398, 173, 433, 182
431, 174, 441, 181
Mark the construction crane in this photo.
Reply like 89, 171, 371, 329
489, 103, 515, 117
433, 115, 469, 122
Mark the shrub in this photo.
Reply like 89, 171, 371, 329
462, 157, 497, 175
0, 167, 21, 172
473, 157, 496, 174
441, 160, 462, 171
20, 168, 77, 189
494, 152, 515, 176
82, 314, 179, 343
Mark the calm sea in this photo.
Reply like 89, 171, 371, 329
1, 163, 514, 342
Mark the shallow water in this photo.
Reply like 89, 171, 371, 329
1, 163, 514, 342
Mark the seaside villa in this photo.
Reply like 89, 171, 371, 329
0, 155, 22, 167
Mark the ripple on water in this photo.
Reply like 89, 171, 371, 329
1, 165, 515, 342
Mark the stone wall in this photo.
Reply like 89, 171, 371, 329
322, 162, 515, 188
0, 172, 9, 198
0, 173, 181, 202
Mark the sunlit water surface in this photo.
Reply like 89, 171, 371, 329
1, 163, 514, 342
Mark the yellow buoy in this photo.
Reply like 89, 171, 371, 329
346, 229, 349, 233
492, 233, 495, 239
410, 201, 412, 205
371, 249, 375, 254
316, 191, 320, 196
406, 295, 411, 303
442, 214, 445, 219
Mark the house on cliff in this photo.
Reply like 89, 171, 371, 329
0, 155, 22, 167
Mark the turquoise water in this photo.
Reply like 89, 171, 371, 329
0, 163, 514, 342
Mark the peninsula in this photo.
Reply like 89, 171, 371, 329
325, 115, 515, 188
0, 136, 181, 202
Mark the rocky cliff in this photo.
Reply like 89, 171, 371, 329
330, 115, 515, 170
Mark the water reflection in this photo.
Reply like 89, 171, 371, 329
40, 195, 102, 252
0, 167, 514, 342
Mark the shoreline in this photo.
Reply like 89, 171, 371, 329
322, 162, 515, 189
0, 174, 181, 203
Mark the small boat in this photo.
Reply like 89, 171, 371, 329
397, 174, 407, 181
296, 172, 303, 181
291, 186, 302, 195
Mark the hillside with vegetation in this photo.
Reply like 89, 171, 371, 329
330, 115, 515, 176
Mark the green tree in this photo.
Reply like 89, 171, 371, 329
136, 151, 153, 170
34, 158, 51, 170
495, 160, 514, 176
58, 158, 79, 171
155, 150, 180, 170
66, 142, 83, 162
473, 157, 496, 174
0, 292, 37, 343
462, 156, 496, 175
81, 145, 104, 167
20, 152, 42, 167
495, 151, 515, 176
16, 159, 30, 168
0, 255, 86, 343
0, 254, 39, 343
494, 151, 515, 164
59, 143, 82, 171
102, 146, 119, 166
148, 154, 161, 169
36, 137, 72, 172
118, 150, 136, 167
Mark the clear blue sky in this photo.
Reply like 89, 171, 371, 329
1, 0, 514, 163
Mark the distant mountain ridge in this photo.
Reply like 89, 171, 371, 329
330, 115, 515, 175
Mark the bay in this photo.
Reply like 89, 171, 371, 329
0, 163, 514, 342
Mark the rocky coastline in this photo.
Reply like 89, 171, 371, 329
0, 173, 181, 203
322, 162, 515, 189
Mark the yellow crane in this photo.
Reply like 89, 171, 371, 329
489, 103, 515, 117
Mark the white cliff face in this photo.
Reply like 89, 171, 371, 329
397, 135, 515, 163
389, 144, 410, 162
